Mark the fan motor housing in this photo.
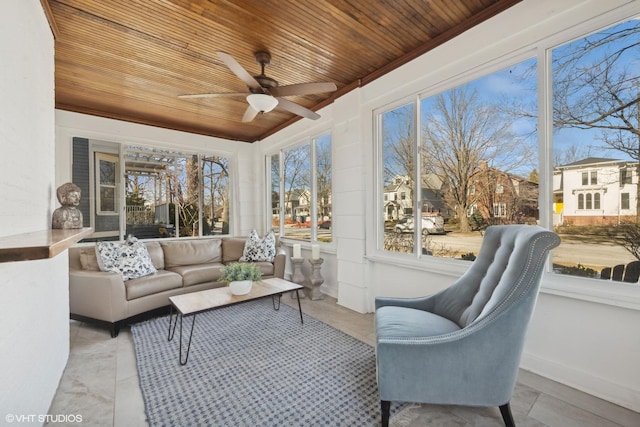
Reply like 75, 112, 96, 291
251, 75, 278, 93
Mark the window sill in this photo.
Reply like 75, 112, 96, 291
540, 273, 640, 311
366, 252, 640, 311
0, 227, 93, 263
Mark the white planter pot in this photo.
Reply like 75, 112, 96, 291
229, 280, 252, 295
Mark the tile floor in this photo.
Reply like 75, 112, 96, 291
47, 295, 640, 426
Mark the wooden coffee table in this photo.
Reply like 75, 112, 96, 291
167, 277, 304, 365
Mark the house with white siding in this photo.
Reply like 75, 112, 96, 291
554, 157, 637, 226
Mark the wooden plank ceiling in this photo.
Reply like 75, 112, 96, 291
50, 0, 520, 143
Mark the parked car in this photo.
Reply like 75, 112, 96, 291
319, 220, 332, 229
394, 215, 445, 235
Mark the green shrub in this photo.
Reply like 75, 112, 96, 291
220, 263, 262, 283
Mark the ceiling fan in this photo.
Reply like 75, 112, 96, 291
179, 51, 337, 123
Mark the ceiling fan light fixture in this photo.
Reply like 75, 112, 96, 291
246, 94, 278, 113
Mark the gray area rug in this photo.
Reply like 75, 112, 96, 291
131, 299, 405, 426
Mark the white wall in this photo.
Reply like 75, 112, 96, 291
0, 0, 68, 421
257, 0, 640, 412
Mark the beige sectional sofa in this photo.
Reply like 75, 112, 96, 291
68, 237, 286, 337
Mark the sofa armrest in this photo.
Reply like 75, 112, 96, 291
273, 247, 286, 279
69, 269, 127, 323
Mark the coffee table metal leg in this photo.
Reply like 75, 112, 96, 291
167, 305, 178, 341
295, 289, 303, 324
272, 295, 281, 310
178, 313, 197, 366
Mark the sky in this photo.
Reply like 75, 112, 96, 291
425, 18, 639, 169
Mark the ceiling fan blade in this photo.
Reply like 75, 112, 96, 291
276, 98, 321, 120
270, 82, 337, 97
242, 105, 260, 123
216, 51, 264, 92
178, 92, 247, 99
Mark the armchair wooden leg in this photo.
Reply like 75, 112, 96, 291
381, 400, 391, 427
499, 403, 515, 427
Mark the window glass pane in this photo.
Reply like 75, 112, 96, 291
552, 18, 640, 279
420, 58, 538, 259
271, 153, 280, 231
316, 134, 332, 243
202, 156, 230, 235
621, 193, 630, 210
283, 143, 311, 240
100, 187, 115, 212
381, 103, 415, 253
99, 159, 116, 185
95, 153, 118, 217
124, 146, 202, 238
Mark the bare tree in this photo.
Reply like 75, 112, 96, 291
283, 145, 310, 222
422, 87, 532, 232
202, 156, 230, 234
316, 137, 332, 221
553, 143, 593, 166
552, 20, 640, 221
382, 105, 415, 201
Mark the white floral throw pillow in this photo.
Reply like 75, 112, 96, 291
95, 237, 157, 281
240, 229, 276, 262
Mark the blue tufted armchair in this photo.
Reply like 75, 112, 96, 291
375, 225, 560, 427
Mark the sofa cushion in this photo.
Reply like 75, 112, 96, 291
167, 263, 225, 287
248, 261, 275, 277
222, 238, 247, 264
79, 249, 100, 271
95, 239, 157, 281
125, 270, 183, 300
161, 239, 222, 268
240, 229, 276, 262
145, 241, 164, 270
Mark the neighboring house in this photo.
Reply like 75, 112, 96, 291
554, 157, 638, 226
384, 174, 449, 221
420, 174, 452, 218
467, 162, 539, 224
383, 175, 413, 220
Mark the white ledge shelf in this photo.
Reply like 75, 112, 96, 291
0, 227, 93, 263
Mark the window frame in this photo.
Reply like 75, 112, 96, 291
266, 131, 333, 246
95, 152, 119, 216
368, 3, 640, 310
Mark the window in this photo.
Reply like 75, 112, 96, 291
621, 193, 630, 210
400, 192, 406, 200
201, 156, 230, 236
578, 194, 584, 210
123, 146, 231, 238
77, 140, 232, 242
381, 102, 415, 253
551, 17, 640, 279
95, 153, 118, 215
269, 133, 332, 243
270, 154, 281, 231
378, 57, 538, 257
493, 203, 506, 217
620, 168, 632, 185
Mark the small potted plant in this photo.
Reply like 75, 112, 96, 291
220, 262, 263, 295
